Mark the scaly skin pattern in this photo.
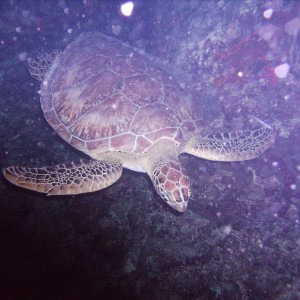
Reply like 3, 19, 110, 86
151, 157, 190, 212
3, 159, 122, 195
184, 125, 276, 162
141, 138, 191, 212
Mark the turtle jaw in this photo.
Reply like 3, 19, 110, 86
154, 181, 191, 212
172, 201, 188, 212
167, 184, 190, 212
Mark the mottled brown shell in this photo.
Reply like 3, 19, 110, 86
40, 32, 203, 154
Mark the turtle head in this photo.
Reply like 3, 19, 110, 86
151, 160, 191, 212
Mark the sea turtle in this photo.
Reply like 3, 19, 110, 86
3, 32, 276, 212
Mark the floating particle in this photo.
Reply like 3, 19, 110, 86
221, 224, 232, 236
257, 24, 276, 42
18, 52, 28, 61
120, 1, 134, 17
263, 9, 273, 19
284, 17, 300, 36
274, 63, 290, 78
112, 25, 121, 36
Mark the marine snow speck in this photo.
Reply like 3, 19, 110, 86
3, 32, 276, 212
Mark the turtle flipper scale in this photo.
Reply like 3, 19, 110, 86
184, 126, 277, 162
29, 50, 61, 81
3, 159, 122, 195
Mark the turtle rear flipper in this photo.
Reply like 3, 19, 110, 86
3, 159, 122, 195
183, 126, 277, 162
29, 50, 62, 81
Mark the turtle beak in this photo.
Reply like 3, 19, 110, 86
173, 201, 188, 212
170, 186, 190, 212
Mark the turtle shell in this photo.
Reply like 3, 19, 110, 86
40, 32, 203, 154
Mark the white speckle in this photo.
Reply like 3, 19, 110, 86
1, 40, 4, 44
257, 24, 276, 42
290, 184, 296, 190
216, 212, 222, 218
297, 165, 300, 172
237, 71, 243, 77
37, 141, 45, 148
221, 224, 232, 236
284, 95, 289, 101
82, 14, 85, 18
274, 63, 290, 78
18, 52, 28, 61
112, 25, 122, 36
272, 161, 278, 167
111, 103, 118, 110
263, 8, 273, 19
37, 27, 41, 31
22, 10, 30, 18
16, 27, 21, 33
43, 81, 48, 87
284, 17, 300, 36
218, 0, 224, 8
64, 8, 69, 14
120, 1, 134, 17
67, 28, 72, 34
274, 213, 278, 217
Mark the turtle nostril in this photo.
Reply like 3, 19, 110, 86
173, 187, 189, 203
182, 187, 190, 199
172, 190, 181, 203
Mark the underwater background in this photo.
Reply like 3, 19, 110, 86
0, 0, 300, 299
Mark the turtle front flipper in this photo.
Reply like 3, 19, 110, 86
3, 159, 122, 195
183, 126, 276, 162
